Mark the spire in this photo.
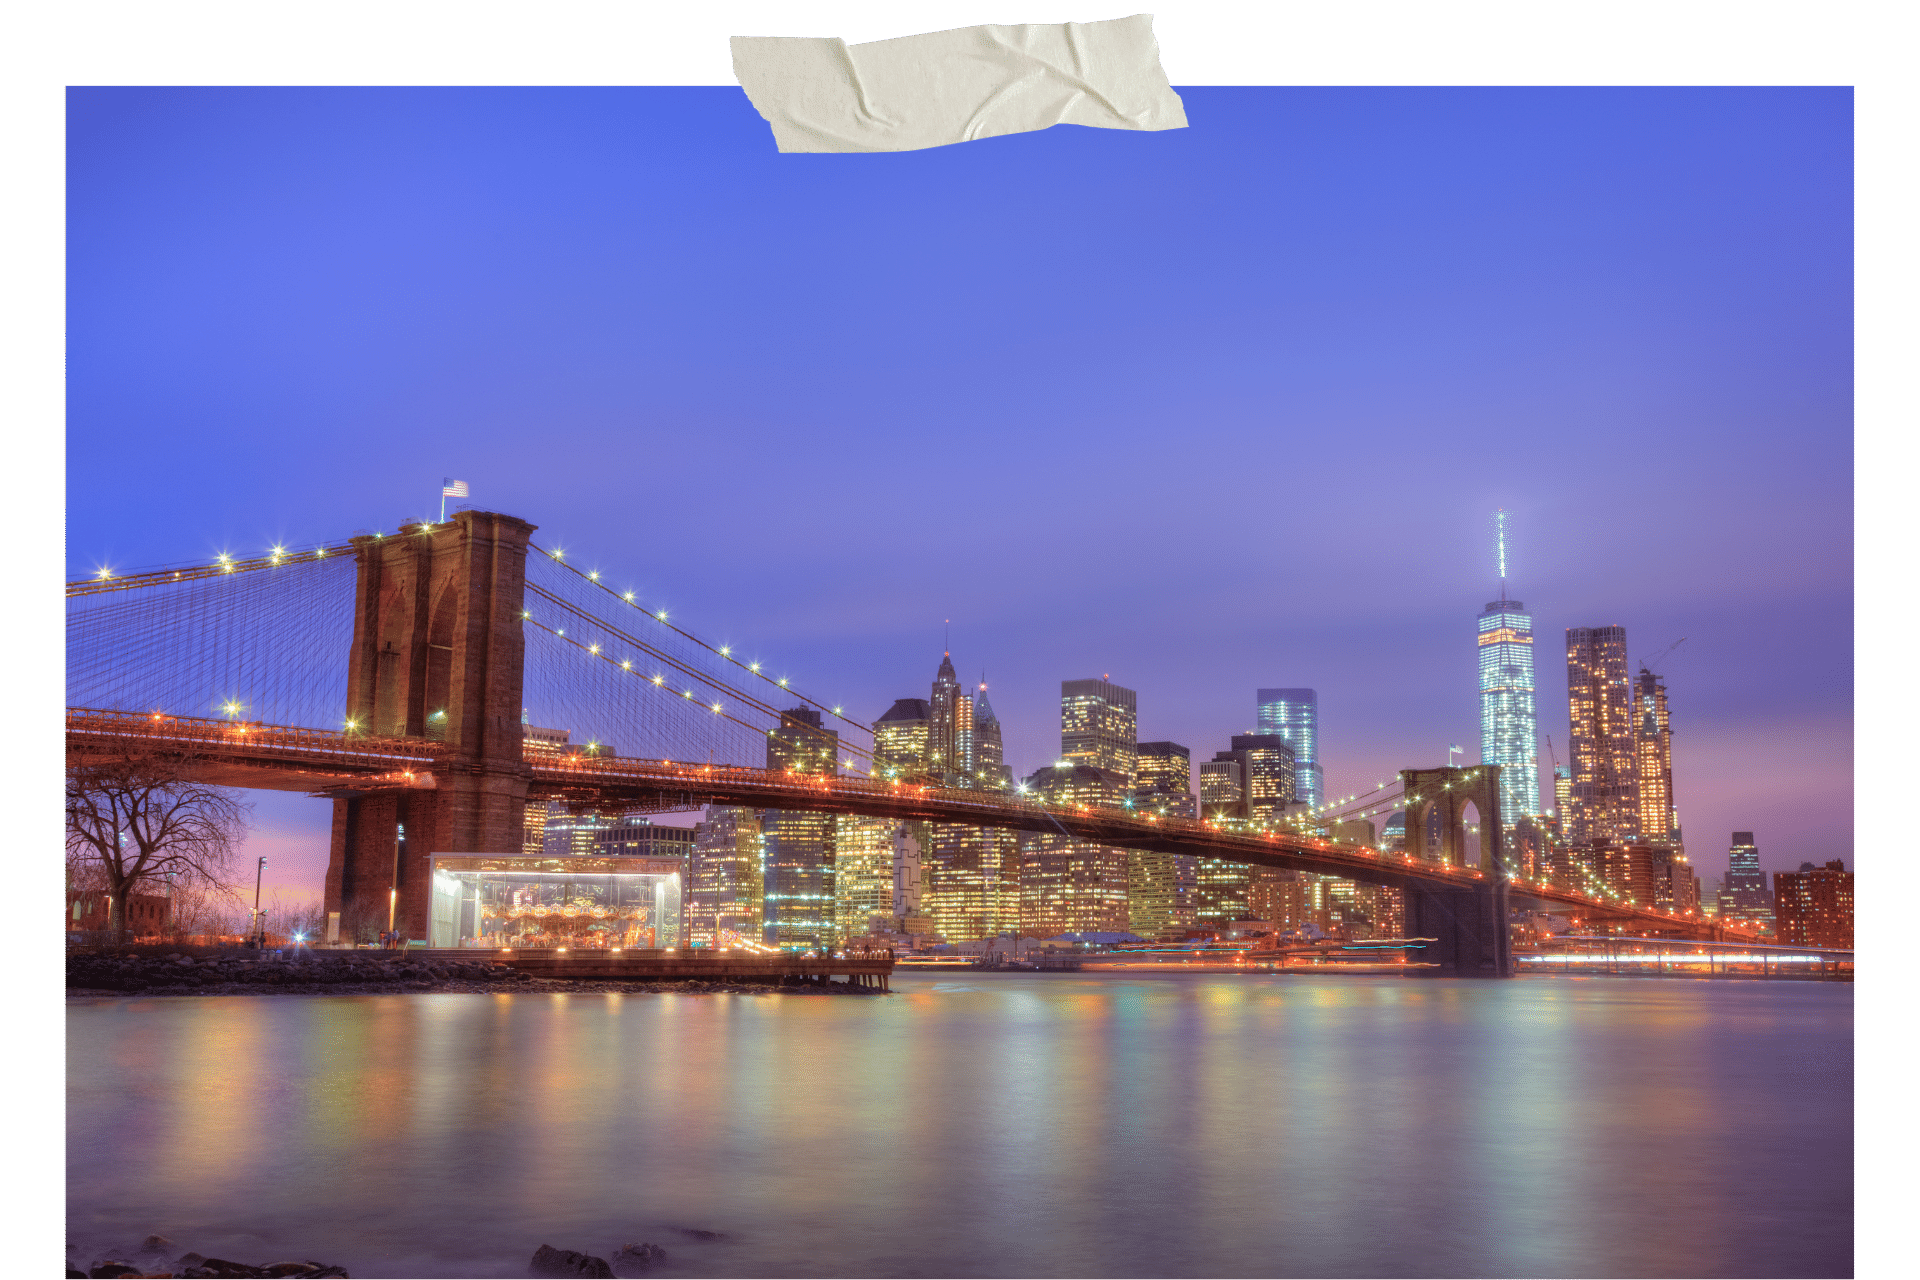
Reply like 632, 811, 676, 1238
936, 650, 957, 682
1494, 508, 1510, 603
974, 675, 999, 725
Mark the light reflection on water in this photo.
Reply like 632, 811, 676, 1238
68, 974, 1849, 1279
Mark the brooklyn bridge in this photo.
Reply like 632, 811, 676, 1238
67, 509, 1751, 976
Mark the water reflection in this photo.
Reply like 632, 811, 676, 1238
68, 976, 1850, 1279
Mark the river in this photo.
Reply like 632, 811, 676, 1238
67, 973, 1851, 1278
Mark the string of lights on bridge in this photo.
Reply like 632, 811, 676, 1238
65, 527, 1712, 932
529, 540, 873, 744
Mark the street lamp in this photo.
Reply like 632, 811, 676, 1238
252, 856, 267, 949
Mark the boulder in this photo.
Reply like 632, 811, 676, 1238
530, 1244, 614, 1278
89, 1265, 140, 1278
260, 1263, 324, 1276
611, 1241, 666, 1270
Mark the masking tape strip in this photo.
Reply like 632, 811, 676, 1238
731, 13, 1188, 154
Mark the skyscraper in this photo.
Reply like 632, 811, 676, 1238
1719, 831, 1774, 928
1635, 668, 1679, 846
1018, 763, 1130, 936
1133, 741, 1195, 816
969, 680, 1014, 790
930, 652, 963, 776
1475, 511, 1539, 824
834, 815, 903, 942
1553, 765, 1572, 821
1256, 689, 1323, 810
873, 698, 932, 780
925, 824, 1021, 942
1566, 625, 1639, 845
761, 707, 838, 948
1123, 743, 1195, 935
1061, 678, 1138, 782
688, 807, 763, 949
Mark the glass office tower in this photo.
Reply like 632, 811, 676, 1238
1478, 513, 1541, 826
1256, 689, 1322, 809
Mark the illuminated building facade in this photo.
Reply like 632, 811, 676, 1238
926, 824, 1021, 942
873, 698, 932, 780
930, 652, 963, 775
688, 806, 763, 949
1133, 741, 1195, 815
1774, 860, 1852, 948
834, 815, 900, 943
1018, 763, 1130, 935
1203, 736, 1295, 825
1198, 758, 1244, 820
762, 707, 838, 948
594, 816, 695, 861
1477, 596, 1540, 824
1553, 766, 1572, 822
1230, 734, 1296, 823
1635, 669, 1680, 846
1719, 831, 1774, 928
1566, 625, 1640, 844
1061, 678, 1138, 783
969, 682, 1014, 790
1256, 688, 1324, 810
1129, 741, 1195, 938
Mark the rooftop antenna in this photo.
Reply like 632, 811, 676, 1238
944, 618, 950, 655
1494, 508, 1511, 602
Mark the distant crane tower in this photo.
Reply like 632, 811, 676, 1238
1638, 636, 1687, 676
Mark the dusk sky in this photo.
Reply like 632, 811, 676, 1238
66, 86, 1852, 902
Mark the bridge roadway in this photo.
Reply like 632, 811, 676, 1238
67, 707, 1738, 940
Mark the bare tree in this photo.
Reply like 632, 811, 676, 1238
66, 744, 252, 943
259, 890, 327, 944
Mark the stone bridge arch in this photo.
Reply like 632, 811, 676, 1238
1396, 765, 1511, 977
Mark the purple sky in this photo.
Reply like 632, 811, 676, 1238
66, 87, 1852, 902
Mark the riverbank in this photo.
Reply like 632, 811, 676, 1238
65, 951, 884, 997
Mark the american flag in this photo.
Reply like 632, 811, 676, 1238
442, 478, 469, 498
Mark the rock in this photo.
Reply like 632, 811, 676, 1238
530, 1244, 615, 1278
261, 1263, 323, 1276
90, 1266, 141, 1278
611, 1241, 666, 1269
197, 1257, 265, 1276
67, 1269, 87, 1278
673, 1228, 725, 1240
174, 1254, 206, 1268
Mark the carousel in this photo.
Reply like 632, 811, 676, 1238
428, 854, 684, 950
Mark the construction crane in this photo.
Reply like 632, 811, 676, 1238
1638, 636, 1687, 675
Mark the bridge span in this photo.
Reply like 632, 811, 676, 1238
68, 510, 1750, 975
68, 705, 1741, 971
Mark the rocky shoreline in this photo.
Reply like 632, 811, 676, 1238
70, 1231, 713, 1278
66, 951, 884, 997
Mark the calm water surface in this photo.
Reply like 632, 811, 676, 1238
68, 974, 1851, 1278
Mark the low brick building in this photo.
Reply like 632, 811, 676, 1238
67, 889, 172, 937
1773, 860, 1852, 949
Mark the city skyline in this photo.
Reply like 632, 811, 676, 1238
64, 87, 1851, 899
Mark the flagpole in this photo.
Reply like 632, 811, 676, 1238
439, 480, 446, 524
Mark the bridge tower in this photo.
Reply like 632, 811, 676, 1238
1398, 765, 1513, 977
323, 510, 538, 941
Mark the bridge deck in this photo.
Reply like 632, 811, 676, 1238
68, 706, 1751, 942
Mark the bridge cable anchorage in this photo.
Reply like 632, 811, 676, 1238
527, 541, 872, 737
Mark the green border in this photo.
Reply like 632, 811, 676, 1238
15, 0, 1889, 1274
